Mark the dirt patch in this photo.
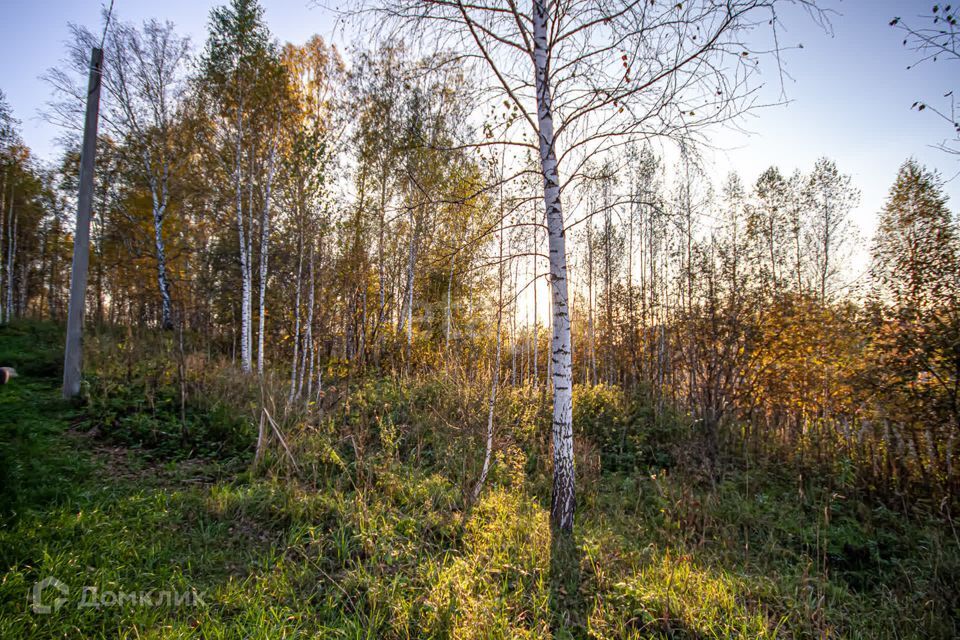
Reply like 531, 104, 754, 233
65, 427, 225, 488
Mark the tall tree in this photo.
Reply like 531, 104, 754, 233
870, 160, 960, 438
806, 158, 859, 304
200, 0, 282, 372
751, 167, 789, 296
46, 19, 192, 329
363, 0, 819, 531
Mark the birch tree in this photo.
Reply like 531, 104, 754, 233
280, 36, 341, 393
5, 186, 15, 322
46, 20, 191, 330
473, 168, 506, 500
359, 0, 819, 531
0, 93, 15, 323
200, 0, 280, 372
751, 167, 789, 296
349, 45, 403, 359
806, 158, 859, 303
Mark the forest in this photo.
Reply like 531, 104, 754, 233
1, 1, 959, 638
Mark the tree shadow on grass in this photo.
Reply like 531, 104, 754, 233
548, 521, 712, 640
549, 524, 588, 639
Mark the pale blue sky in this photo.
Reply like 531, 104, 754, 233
0, 0, 956, 247
709, 0, 959, 244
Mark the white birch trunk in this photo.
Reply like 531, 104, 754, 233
532, 207, 539, 387
245, 153, 255, 373
474, 186, 506, 500
143, 147, 174, 331
445, 254, 454, 351
299, 242, 316, 398
305, 336, 315, 411
18, 258, 26, 317
399, 205, 417, 349
358, 287, 367, 363
0, 175, 5, 323
587, 209, 596, 385
533, 0, 575, 531
257, 140, 278, 375
0, 186, 6, 324
374, 174, 388, 359
7, 206, 16, 321
473, 296, 502, 501
511, 256, 519, 386
152, 197, 173, 330
289, 232, 303, 403
234, 110, 252, 373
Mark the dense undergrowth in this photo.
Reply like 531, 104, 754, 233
1, 321, 958, 638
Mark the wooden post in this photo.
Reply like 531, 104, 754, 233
62, 47, 103, 399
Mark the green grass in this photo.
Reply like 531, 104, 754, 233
0, 322, 957, 638
0, 321, 91, 519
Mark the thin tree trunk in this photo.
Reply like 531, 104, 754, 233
234, 106, 251, 373
587, 205, 596, 386
305, 336, 315, 411
532, 204, 539, 387
377, 172, 388, 357
0, 173, 6, 323
6, 197, 15, 322
359, 288, 367, 363
768, 214, 778, 294
146, 151, 174, 331
534, 0, 575, 531
152, 200, 173, 330
299, 242, 316, 398
820, 194, 830, 304
245, 150, 256, 371
511, 256, 518, 386
445, 254, 455, 352
473, 212, 505, 501
627, 185, 637, 387
1, 186, 7, 324
95, 181, 106, 324
18, 257, 26, 317
399, 204, 418, 351
48, 221, 59, 319
603, 180, 614, 384
289, 230, 303, 403
257, 138, 278, 374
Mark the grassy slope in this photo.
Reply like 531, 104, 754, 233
0, 322, 957, 639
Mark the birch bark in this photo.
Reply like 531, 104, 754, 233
445, 254, 454, 352
473, 214, 504, 501
533, 0, 575, 531
0, 175, 5, 322
6, 208, 15, 320
299, 241, 316, 397
257, 137, 278, 374
532, 205, 538, 387
0, 185, 6, 323
398, 204, 417, 350
149, 171, 174, 329
289, 231, 303, 402
234, 109, 252, 373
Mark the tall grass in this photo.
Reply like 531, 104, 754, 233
2, 322, 958, 638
